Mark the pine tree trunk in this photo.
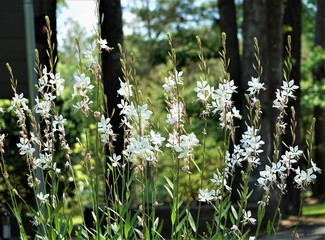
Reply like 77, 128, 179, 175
281, 0, 302, 216
314, 0, 325, 198
242, 0, 284, 220
99, 0, 125, 197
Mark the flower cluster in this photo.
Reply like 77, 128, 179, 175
72, 73, 94, 116
294, 160, 321, 189
194, 80, 214, 102
38, 66, 65, 96
116, 80, 165, 172
163, 70, 199, 172
97, 115, 115, 145
210, 79, 241, 131
257, 145, 321, 208
224, 126, 264, 175
162, 70, 183, 94
273, 80, 299, 133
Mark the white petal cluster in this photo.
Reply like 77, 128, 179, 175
198, 189, 221, 202
273, 80, 299, 132
241, 210, 256, 225
247, 77, 265, 97
117, 80, 165, 169
174, 133, 199, 159
162, 70, 183, 94
257, 145, 321, 195
194, 80, 214, 102
72, 73, 94, 116
97, 115, 115, 144
210, 79, 241, 131
117, 80, 133, 99
16, 137, 35, 156
38, 66, 65, 96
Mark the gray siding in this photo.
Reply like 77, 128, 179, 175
0, 0, 28, 99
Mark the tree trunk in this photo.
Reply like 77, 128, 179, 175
34, 0, 57, 71
314, 0, 325, 198
218, 0, 241, 145
99, 0, 125, 197
242, 0, 284, 220
218, 0, 241, 83
281, 0, 302, 216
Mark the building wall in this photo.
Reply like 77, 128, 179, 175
0, 0, 27, 99
0, 0, 56, 99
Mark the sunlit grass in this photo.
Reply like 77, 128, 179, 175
303, 200, 325, 217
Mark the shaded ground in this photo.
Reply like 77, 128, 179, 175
259, 198, 325, 240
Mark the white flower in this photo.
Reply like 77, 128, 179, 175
34, 95, 53, 118
9, 93, 29, 111
194, 80, 213, 101
240, 126, 264, 168
49, 72, 65, 95
126, 135, 153, 161
281, 79, 299, 98
98, 115, 114, 144
137, 104, 152, 121
288, 145, 303, 160
247, 77, 265, 96
211, 79, 238, 129
241, 210, 256, 225
165, 131, 179, 149
306, 168, 317, 184
98, 38, 113, 51
36, 192, 49, 204
31, 216, 39, 226
198, 189, 215, 202
17, 137, 35, 155
166, 102, 184, 125
273, 80, 299, 111
73, 73, 94, 98
230, 225, 241, 235
210, 170, 232, 191
173, 70, 184, 85
175, 133, 199, 159
73, 97, 93, 116
109, 154, 121, 167
83, 41, 97, 66
117, 99, 130, 115
162, 75, 175, 92
150, 130, 165, 146
310, 159, 322, 174
293, 166, 317, 189
258, 164, 277, 190
53, 114, 66, 132
117, 80, 133, 99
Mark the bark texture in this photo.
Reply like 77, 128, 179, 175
282, 0, 302, 216
242, 0, 284, 219
99, 0, 125, 196
314, 0, 325, 198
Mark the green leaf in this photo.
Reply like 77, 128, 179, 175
186, 209, 197, 233
171, 209, 176, 225
266, 220, 272, 235
231, 205, 238, 220
67, 215, 73, 235
124, 213, 131, 238
164, 176, 174, 190
175, 216, 186, 233
206, 221, 212, 235
164, 185, 173, 198
241, 228, 250, 239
